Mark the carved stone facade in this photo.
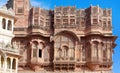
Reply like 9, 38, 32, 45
0, 5, 20, 73
5, 0, 117, 73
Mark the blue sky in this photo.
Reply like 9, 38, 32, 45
0, 0, 120, 73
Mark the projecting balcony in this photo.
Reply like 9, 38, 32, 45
14, 27, 28, 36
54, 24, 78, 29
30, 58, 50, 66
85, 24, 112, 35
54, 57, 75, 63
0, 42, 19, 54
28, 25, 51, 36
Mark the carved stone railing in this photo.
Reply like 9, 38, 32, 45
0, 42, 19, 54
14, 27, 27, 31
55, 57, 75, 61
54, 24, 78, 29
28, 25, 50, 31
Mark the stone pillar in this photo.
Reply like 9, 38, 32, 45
107, 43, 111, 61
91, 42, 94, 61
80, 44, 82, 62
98, 43, 102, 61
75, 42, 78, 61
30, 42, 33, 61
16, 59, 18, 73
5, 19, 8, 30
10, 58, 13, 73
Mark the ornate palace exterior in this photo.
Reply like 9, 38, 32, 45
0, 5, 20, 73
5, 0, 117, 73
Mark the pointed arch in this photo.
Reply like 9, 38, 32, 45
7, 57, 11, 69
54, 30, 79, 42
7, 20, 12, 31
2, 18, 6, 29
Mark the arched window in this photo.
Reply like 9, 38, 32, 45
1, 56, 4, 68
38, 43, 44, 58
82, 46, 86, 61
44, 47, 49, 61
12, 59, 16, 69
63, 46, 69, 58
2, 18, 6, 29
7, 20, 12, 31
39, 49, 42, 58
103, 44, 107, 61
93, 41, 99, 59
87, 43, 91, 59
7, 58, 11, 69
71, 48, 74, 58
103, 21, 107, 30
32, 41, 38, 57
58, 48, 62, 58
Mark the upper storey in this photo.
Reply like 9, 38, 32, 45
54, 6, 77, 28
54, 5, 112, 36
0, 5, 16, 44
0, 5, 19, 54
28, 7, 53, 35
85, 5, 112, 35
6, 0, 112, 36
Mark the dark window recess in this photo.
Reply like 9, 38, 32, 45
39, 49, 42, 58
17, 8, 23, 13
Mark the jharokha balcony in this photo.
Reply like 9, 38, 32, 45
14, 25, 51, 37
28, 25, 51, 37
0, 42, 19, 73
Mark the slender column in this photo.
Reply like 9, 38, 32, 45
110, 42, 112, 61
15, 59, 18, 73
10, 58, 13, 73
75, 42, 78, 61
91, 42, 94, 61
5, 19, 8, 30
80, 44, 82, 62
107, 43, 111, 61
98, 43, 102, 61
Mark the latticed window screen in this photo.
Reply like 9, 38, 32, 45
33, 49, 37, 57
17, 8, 23, 13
